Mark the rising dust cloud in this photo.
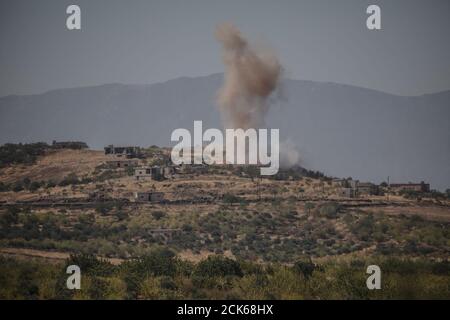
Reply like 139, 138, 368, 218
215, 23, 300, 167
215, 23, 282, 130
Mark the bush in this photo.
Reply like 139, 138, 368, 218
65, 253, 115, 277
319, 202, 340, 218
1, 207, 20, 226
194, 256, 243, 278
0, 182, 10, 192
116, 211, 129, 221
293, 258, 317, 279
12, 182, 24, 192
151, 211, 166, 220
0, 142, 49, 168
29, 181, 42, 192
125, 248, 177, 278
95, 203, 114, 215
58, 173, 80, 187
223, 193, 244, 204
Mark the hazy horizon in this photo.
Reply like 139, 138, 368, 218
1, 72, 449, 99
1, 0, 449, 97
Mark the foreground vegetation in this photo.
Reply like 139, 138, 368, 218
1, 201, 449, 263
0, 250, 448, 299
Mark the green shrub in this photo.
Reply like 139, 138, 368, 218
65, 253, 115, 277
194, 256, 243, 278
319, 202, 340, 218
293, 257, 317, 279
151, 211, 166, 220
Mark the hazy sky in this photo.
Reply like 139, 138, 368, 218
1, 0, 449, 97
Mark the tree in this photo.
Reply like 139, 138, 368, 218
29, 181, 42, 192
293, 257, 316, 280
304, 202, 315, 215
66, 253, 115, 277
194, 256, 243, 278
126, 248, 177, 278
151, 211, 166, 220
2, 207, 20, 226
223, 193, 242, 205
95, 202, 114, 215
12, 182, 24, 192
0, 182, 9, 192
116, 211, 129, 221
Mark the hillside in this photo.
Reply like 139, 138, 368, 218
0, 148, 449, 262
0, 147, 449, 299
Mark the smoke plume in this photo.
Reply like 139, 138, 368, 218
215, 23, 282, 129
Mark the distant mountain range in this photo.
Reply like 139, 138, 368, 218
0, 73, 449, 190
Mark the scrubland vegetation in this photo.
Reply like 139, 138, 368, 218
0, 144, 449, 299
1, 202, 448, 262
0, 250, 448, 300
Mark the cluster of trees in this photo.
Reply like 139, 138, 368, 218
0, 142, 90, 169
0, 143, 49, 168
0, 251, 449, 299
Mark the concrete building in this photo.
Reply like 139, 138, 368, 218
134, 166, 165, 181
52, 140, 88, 149
135, 167, 152, 180
104, 145, 142, 158
333, 178, 358, 189
339, 187, 357, 198
135, 191, 164, 203
163, 166, 176, 177
357, 182, 380, 195
105, 159, 139, 169
177, 164, 208, 174
390, 182, 430, 193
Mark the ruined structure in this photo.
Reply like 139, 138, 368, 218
134, 166, 165, 181
339, 187, 357, 198
135, 191, 164, 203
334, 178, 379, 197
390, 182, 430, 193
52, 140, 88, 150
177, 164, 208, 174
105, 159, 139, 169
357, 182, 380, 195
104, 145, 142, 158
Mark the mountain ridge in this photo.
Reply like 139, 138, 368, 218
2, 73, 449, 100
0, 73, 449, 190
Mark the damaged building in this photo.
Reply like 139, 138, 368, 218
105, 159, 139, 169
134, 165, 176, 181
334, 178, 379, 197
104, 145, 142, 158
390, 182, 430, 193
357, 182, 380, 195
135, 191, 165, 203
338, 187, 357, 198
177, 163, 208, 174
52, 140, 88, 150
